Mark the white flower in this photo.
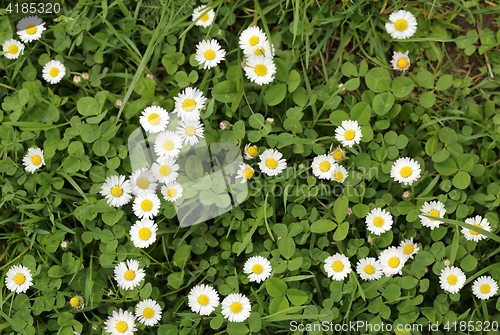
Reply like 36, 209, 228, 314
462, 215, 491, 242
439, 266, 466, 294
22, 147, 45, 173
258, 149, 287, 177
5, 265, 33, 294
42, 60, 66, 84
323, 253, 351, 281
311, 154, 335, 180
335, 120, 362, 148
188, 284, 220, 316
329, 145, 346, 163
139, 106, 170, 134
239, 26, 267, 54
161, 181, 183, 202
243, 55, 276, 85
399, 237, 420, 259
173, 87, 207, 122
135, 299, 162, 326
378, 246, 407, 277
418, 200, 446, 229
104, 308, 137, 335
151, 156, 179, 184
356, 258, 383, 281
2, 39, 24, 59
99, 175, 133, 207
129, 219, 158, 248
391, 50, 410, 71
236, 163, 254, 184
243, 256, 272, 283
221, 293, 252, 323
176, 119, 205, 146
243, 40, 275, 58
390, 157, 421, 186
195, 39, 226, 69
132, 193, 161, 220
113, 259, 146, 291
365, 207, 393, 236
472, 276, 498, 300
16, 16, 46, 43
129, 168, 158, 196
385, 10, 418, 40
331, 164, 348, 183
244, 143, 259, 160
192, 5, 215, 28
154, 130, 183, 158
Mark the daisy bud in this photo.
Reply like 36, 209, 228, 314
115, 99, 123, 108
266, 117, 274, 124
146, 73, 154, 79
81, 72, 89, 80
347, 207, 352, 215
219, 122, 226, 130
402, 191, 410, 199
73, 75, 81, 84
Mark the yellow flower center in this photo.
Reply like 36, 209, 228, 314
319, 161, 330, 172
400, 166, 413, 178
332, 260, 344, 272
8, 44, 19, 55
428, 209, 440, 219
26, 25, 37, 35
334, 172, 344, 181
447, 274, 457, 285
254, 64, 267, 77
252, 264, 263, 274
373, 217, 384, 227
333, 150, 343, 161
14, 273, 26, 285
394, 19, 409, 32
137, 177, 150, 189
111, 185, 123, 197
182, 99, 196, 111
49, 67, 59, 77
403, 244, 414, 255
204, 49, 215, 60
397, 58, 409, 69
70, 297, 80, 308
364, 264, 375, 275
148, 113, 161, 126
265, 158, 278, 169
138, 227, 151, 240
200, 13, 209, 22
124, 270, 136, 281
163, 140, 174, 151
388, 256, 400, 268
247, 146, 258, 157
344, 129, 355, 140
480, 284, 491, 294
115, 321, 128, 333
244, 168, 254, 179
254, 47, 265, 56
185, 126, 196, 136
141, 199, 153, 211
249, 36, 260, 46
469, 223, 483, 236
31, 155, 42, 165
230, 302, 243, 313
197, 294, 209, 306
142, 307, 155, 318
167, 188, 177, 198
160, 165, 171, 177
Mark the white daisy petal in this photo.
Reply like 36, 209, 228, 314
130, 219, 158, 248
331, 164, 348, 183
418, 200, 446, 229
356, 257, 383, 281
175, 119, 205, 146
221, 293, 252, 323
195, 39, 226, 70
22, 147, 45, 173
243, 40, 275, 58
2, 39, 24, 59
472, 276, 498, 300
399, 237, 420, 259
243, 256, 272, 283
99, 175, 133, 207
188, 284, 220, 316
16, 16, 46, 43
139, 106, 170, 134
129, 168, 158, 196
104, 308, 137, 335
192, 5, 215, 28
311, 154, 335, 180
365, 207, 393, 236
334, 120, 362, 148
42, 60, 66, 84
390, 50, 410, 71
462, 215, 491, 242
173, 87, 207, 122
135, 299, 162, 326
132, 193, 161, 219
439, 266, 466, 294
5, 265, 33, 294
151, 156, 180, 184
323, 253, 351, 281
161, 181, 183, 202
243, 55, 276, 85
243, 143, 259, 160
236, 163, 254, 184
113, 259, 146, 291
258, 149, 287, 177
390, 157, 421, 186
154, 130, 183, 158
385, 10, 418, 40
378, 246, 407, 277
239, 26, 267, 53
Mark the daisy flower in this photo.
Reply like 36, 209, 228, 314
129, 168, 158, 196
239, 26, 267, 53
192, 5, 215, 28
244, 143, 259, 160
42, 60, 66, 84
16, 15, 46, 43
378, 246, 407, 277
188, 284, 220, 316
385, 10, 418, 40
418, 200, 446, 230
139, 106, 170, 134
329, 145, 346, 163
114, 259, 146, 290
5, 264, 33, 294
173, 87, 207, 122
161, 181, 183, 202
439, 266, 466, 294
390, 157, 421, 186
236, 163, 254, 184
221, 293, 252, 323
258, 149, 287, 177
69, 295, 85, 311
243, 40, 275, 58
391, 50, 410, 72
365, 207, 393, 236
195, 39, 226, 70
151, 156, 179, 184
356, 257, 383, 281
22, 147, 45, 173
323, 253, 352, 281
243, 256, 272, 283
135, 299, 162, 326
243, 55, 276, 85
311, 154, 335, 180
2, 39, 24, 59
331, 164, 348, 183
472, 276, 498, 300
462, 215, 491, 242
129, 219, 158, 248
154, 130, 183, 158
176, 119, 205, 146
132, 193, 161, 220
399, 237, 420, 259
99, 175, 133, 207
334, 120, 362, 148
104, 308, 137, 335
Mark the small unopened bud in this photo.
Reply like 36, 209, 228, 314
347, 207, 352, 215
73, 75, 81, 84
115, 99, 123, 108
444, 259, 451, 267
81, 73, 89, 80
403, 191, 410, 199
266, 117, 274, 124
146, 73, 154, 79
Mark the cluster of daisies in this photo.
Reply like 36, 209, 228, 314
385, 9, 417, 72
236, 144, 287, 183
